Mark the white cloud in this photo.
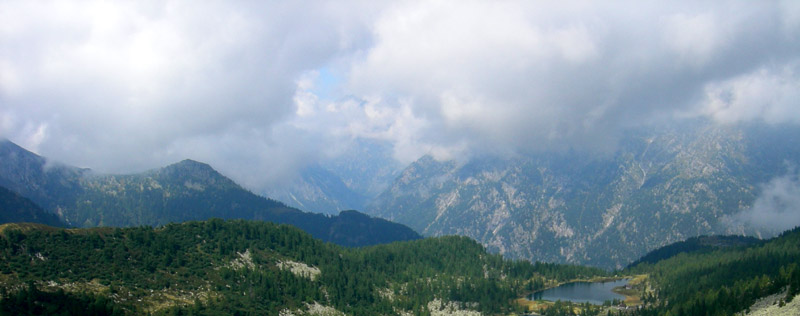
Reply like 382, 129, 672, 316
727, 167, 800, 234
344, 1, 800, 158
0, 0, 378, 176
663, 12, 725, 67
1, 0, 799, 194
701, 64, 800, 125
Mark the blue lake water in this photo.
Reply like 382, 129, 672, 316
530, 279, 628, 305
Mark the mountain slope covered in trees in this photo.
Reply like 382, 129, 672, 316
2, 218, 799, 315
626, 226, 800, 316
0, 139, 420, 247
0, 220, 605, 315
626, 234, 761, 268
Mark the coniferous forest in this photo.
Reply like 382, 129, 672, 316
2, 220, 800, 315
0, 220, 605, 315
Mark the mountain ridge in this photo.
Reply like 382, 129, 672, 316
367, 122, 800, 269
0, 140, 421, 247
626, 234, 762, 268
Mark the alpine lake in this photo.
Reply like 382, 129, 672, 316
530, 279, 629, 305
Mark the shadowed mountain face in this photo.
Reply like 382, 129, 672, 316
0, 186, 63, 227
368, 122, 800, 269
0, 140, 420, 247
0, 140, 88, 214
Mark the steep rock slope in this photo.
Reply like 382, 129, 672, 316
369, 122, 800, 268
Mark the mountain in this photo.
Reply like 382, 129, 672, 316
368, 122, 800, 269
263, 164, 367, 215
0, 219, 605, 315
319, 139, 404, 199
0, 140, 88, 213
0, 186, 63, 227
0, 140, 420, 247
263, 139, 403, 215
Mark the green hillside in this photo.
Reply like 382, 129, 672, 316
626, 227, 800, 316
0, 220, 606, 315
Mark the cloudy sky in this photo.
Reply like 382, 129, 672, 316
1, 0, 799, 190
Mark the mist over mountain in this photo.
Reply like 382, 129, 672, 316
262, 139, 402, 214
367, 121, 800, 269
0, 139, 420, 247
2, 2, 800, 314
2, 3, 798, 262
262, 164, 367, 215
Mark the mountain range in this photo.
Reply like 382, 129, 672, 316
3, 130, 800, 314
366, 121, 800, 269
0, 139, 420, 247
3, 120, 799, 271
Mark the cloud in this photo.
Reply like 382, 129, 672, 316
344, 1, 800, 157
727, 167, 800, 234
1, 0, 799, 194
0, 0, 377, 177
700, 64, 800, 124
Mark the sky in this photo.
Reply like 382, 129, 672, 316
1, 0, 800, 192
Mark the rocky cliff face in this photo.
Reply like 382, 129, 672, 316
368, 122, 800, 269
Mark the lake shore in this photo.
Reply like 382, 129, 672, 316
514, 274, 649, 314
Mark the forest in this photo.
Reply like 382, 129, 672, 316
3, 219, 799, 315
0, 220, 605, 315
620, 227, 800, 316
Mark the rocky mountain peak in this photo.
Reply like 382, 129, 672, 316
367, 122, 800, 269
